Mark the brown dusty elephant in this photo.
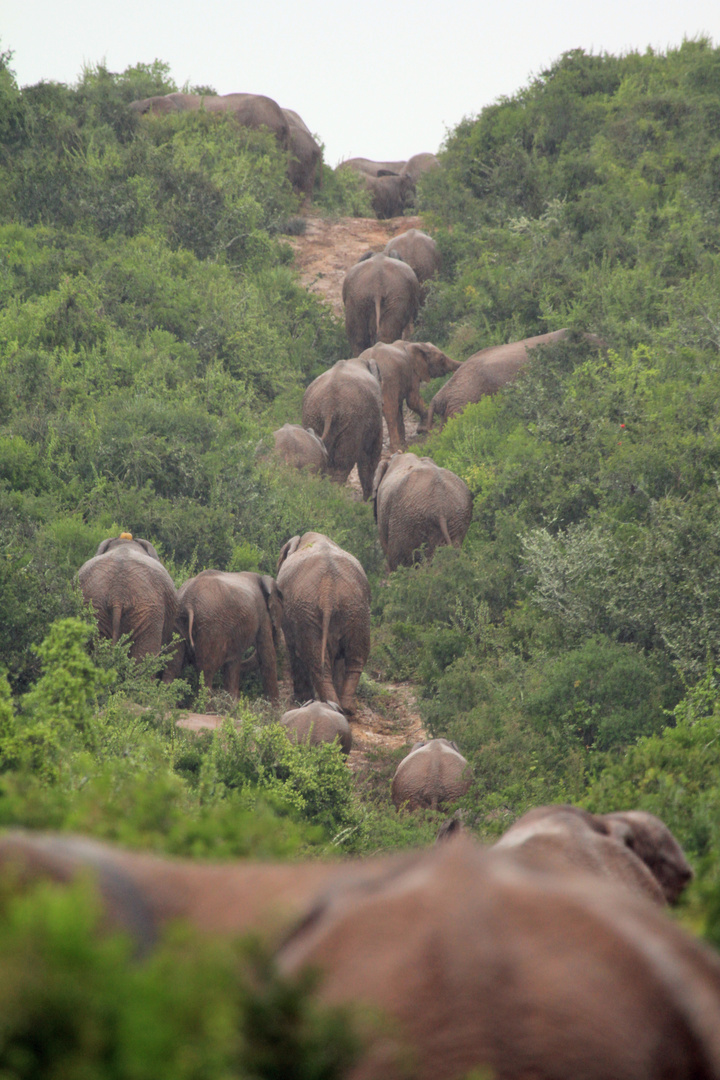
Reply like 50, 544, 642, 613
129, 91, 290, 150
358, 340, 459, 451
342, 252, 421, 357
78, 534, 177, 664
602, 809, 694, 904
400, 152, 440, 183
383, 228, 442, 288
301, 358, 383, 499
372, 454, 473, 571
278, 837, 720, 1080
391, 739, 473, 811
427, 328, 604, 428
165, 570, 283, 703
280, 700, 352, 755
282, 108, 322, 197
272, 424, 329, 474
339, 157, 408, 177
491, 804, 685, 906
276, 532, 371, 715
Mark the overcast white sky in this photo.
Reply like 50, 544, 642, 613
4, 1, 720, 166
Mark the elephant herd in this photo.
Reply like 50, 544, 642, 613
1, 804, 712, 1080
337, 153, 440, 218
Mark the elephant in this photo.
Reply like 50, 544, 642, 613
278, 837, 720, 1080
400, 152, 440, 183
358, 340, 459, 451
492, 804, 672, 906
276, 532, 371, 715
339, 157, 408, 177
359, 171, 416, 219
391, 739, 473, 811
282, 108, 322, 197
427, 328, 604, 428
603, 809, 694, 904
301, 357, 383, 499
165, 570, 283, 703
280, 700, 352, 755
272, 424, 329, 474
129, 91, 291, 151
383, 228, 442, 288
372, 454, 473, 571
342, 252, 421, 357
78, 534, 177, 664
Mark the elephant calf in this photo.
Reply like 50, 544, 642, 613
168, 570, 283, 703
342, 253, 420, 357
391, 738, 473, 811
277, 532, 371, 715
272, 424, 329, 474
372, 453, 473, 571
383, 228, 442, 288
280, 700, 352, 755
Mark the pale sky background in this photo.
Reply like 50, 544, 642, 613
4, 1, 720, 166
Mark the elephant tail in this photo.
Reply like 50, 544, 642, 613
111, 604, 123, 645
320, 411, 333, 446
439, 515, 453, 547
319, 584, 332, 680
187, 607, 196, 651
374, 293, 382, 342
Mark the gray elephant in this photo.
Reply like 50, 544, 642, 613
427, 328, 604, 428
391, 738, 473, 811
602, 809, 693, 904
282, 108, 322, 197
276, 532, 371, 715
383, 228, 442, 288
280, 700, 352, 755
400, 152, 440, 183
358, 340, 459, 451
360, 172, 416, 219
78, 534, 177, 663
272, 424, 329, 474
130, 91, 291, 150
339, 157, 408, 177
342, 252, 421, 357
166, 570, 283, 702
372, 454, 473, 571
301, 357, 383, 499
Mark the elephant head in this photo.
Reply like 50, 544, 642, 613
96, 534, 161, 561
603, 810, 693, 904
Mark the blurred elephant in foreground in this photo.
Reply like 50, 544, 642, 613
166, 570, 283, 703
372, 454, 473, 571
277, 532, 371, 715
392, 739, 473, 810
343, 252, 420, 357
78, 534, 177, 665
129, 91, 291, 150
278, 837, 720, 1080
427, 328, 605, 428
358, 340, 459, 451
282, 108, 322, 196
272, 424, 329, 474
302, 358, 383, 499
383, 228, 442, 290
493, 804, 693, 906
281, 700, 352, 755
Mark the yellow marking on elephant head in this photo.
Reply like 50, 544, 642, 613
120, 532, 133, 539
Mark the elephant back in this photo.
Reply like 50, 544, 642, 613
281, 701, 352, 755
392, 738, 473, 811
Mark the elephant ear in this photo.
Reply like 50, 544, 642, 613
603, 815, 634, 847
277, 535, 302, 571
133, 538, 161, 561
371, 460, 390, 522
96, 537, 114, 555
356, 249, 375, 263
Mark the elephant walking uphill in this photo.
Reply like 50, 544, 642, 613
276, 532, 371, 715
166, 570, 283, 703
342, 253, 420, 357
282, 108, 322, 197
372, 453, 473, 571
302, 357, 383, 500
129, 92, 291, 150
383, 228, 442, 289
427, 328, 605, 428
78, 535, 177, 663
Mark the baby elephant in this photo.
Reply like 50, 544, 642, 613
280, 701, 352, 755
372, 453, 473, 571
392, 739, 473, 811
272, 424, 329, 474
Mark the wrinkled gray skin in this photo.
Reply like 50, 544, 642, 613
281, 700, 352, 755
276, 532, 371, 715
342, 253, 421, 357
359, 172, 416, 219
166, 570, 283, 703
358, 340, 459, 450
339, 157, 408, 177
427, 329, 605, 427
372, 454, 473, 571
272, 424, 329, 474
604, 809, 694, 904
383, 228, 442, 287
391, 739, 473, 811
78, 537, 177, 665
492, 805, 673, 906
400, 152, 440, 183
129, 91, 290, 150
302, 358, 383, 499
282, 109, 322, 196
